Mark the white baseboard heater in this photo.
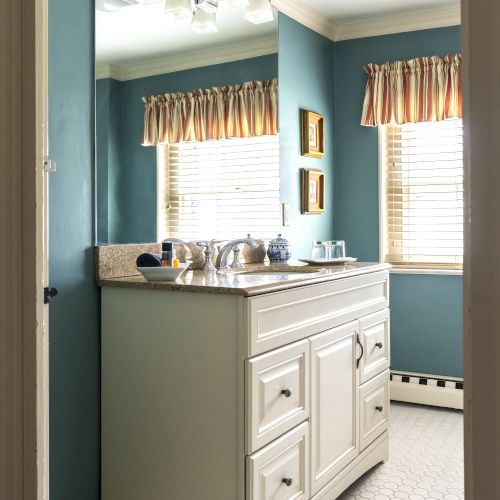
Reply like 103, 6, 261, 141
390, 371, 463, 410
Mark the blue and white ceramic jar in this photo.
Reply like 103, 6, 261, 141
267, 234, 291, 263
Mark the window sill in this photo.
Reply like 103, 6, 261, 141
389, 267, 463, 276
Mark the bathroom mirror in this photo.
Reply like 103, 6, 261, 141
95, 0, 279, 244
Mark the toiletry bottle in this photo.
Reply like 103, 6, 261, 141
162, 242, 174, 267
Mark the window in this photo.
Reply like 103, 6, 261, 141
380, 119, 464, 270
157, 135, 280, 241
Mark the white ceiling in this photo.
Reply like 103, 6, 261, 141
95, 2, 278, 66
95, 0, 461, 74
300, 0, 460, 25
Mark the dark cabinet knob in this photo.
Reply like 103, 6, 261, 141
375, 405, 383, 412
282, 478, 293, 487
375, 342, 383, 349
281, 388, 292, 398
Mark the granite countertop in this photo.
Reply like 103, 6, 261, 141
97, 261, 390, 297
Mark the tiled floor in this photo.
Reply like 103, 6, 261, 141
339, 402, 464, 500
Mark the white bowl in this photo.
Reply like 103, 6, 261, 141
137, 263, 190, 282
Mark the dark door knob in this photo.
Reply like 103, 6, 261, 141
375, 342, 383, 349
282, 478, 293, 487
375, 405, 383, 412
44, 287, 58, 304
281, 388, 292, 398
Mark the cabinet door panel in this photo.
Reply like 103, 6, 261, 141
359, 309, 390, 384
246, 422, 310, 500
310, 322, 359, 495
246, 340, 310, 453
360, 370, 390, 451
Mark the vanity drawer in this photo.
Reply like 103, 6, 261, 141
246, 271, 389, 356
246, 422, 310, 500
359, 309, 390, 384
359, 370, 390, 451
246, 340, 310, 454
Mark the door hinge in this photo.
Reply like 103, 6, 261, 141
44, 287, 58, 304
43, 156, 56, 172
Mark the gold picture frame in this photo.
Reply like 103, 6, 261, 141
301, 168, 325, 214
301, 110, 325, 158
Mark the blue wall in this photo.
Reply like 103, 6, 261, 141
49, 0, 100, 498
278, 13, 336, 257
96, 54, 278, 243
333, 27, 463, 377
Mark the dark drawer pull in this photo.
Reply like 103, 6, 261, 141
375, 342, 383, 349
375, 405, 383, 412
282, 477, 293, 487
281, 388, 292, 398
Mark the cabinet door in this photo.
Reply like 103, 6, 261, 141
359, 309, 390, 384
310, 322, 359, 495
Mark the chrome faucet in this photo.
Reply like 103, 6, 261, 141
216, 236, 258, 270
195, 240, 220, 272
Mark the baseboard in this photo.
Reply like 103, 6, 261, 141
390, 372, 463, 410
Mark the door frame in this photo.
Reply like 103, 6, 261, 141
0, 0, 49, 499
462, 0, 500, 498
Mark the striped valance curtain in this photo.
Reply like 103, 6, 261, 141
142, 78, 278, 146
361, 54, 462, 126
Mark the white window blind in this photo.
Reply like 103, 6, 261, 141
381, 119, 464, 269
158, 135, 281, 241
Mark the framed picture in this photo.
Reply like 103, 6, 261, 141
301, 110, 325, 158
301, 168, 325, 214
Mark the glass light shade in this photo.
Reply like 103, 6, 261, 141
96, 0, 139, 11
164, 0, 193, 19
194, 0, 218, 13
192, 8, 218, 33
244, 0, 273, 24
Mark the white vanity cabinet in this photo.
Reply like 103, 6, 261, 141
101, 267, 390, 500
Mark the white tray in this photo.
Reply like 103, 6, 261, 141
298, 257, 358, 265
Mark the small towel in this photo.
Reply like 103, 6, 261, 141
136, 253, 162, 268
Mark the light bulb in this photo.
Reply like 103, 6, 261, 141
244, 0, 273, 24
192, 8, 218, 33
164, 0, 193, 20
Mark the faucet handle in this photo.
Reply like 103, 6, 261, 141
194, 240, 217, 272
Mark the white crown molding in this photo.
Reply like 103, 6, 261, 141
95, 64, 124, 80
270, 0, 460, 43
271, 0, 339, 41
335, 5, 461, 41
95, 35, 278, 81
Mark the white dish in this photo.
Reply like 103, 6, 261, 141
298, 257, 358, 265
137, 263, 190, 282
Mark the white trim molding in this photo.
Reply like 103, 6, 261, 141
271, 0, 460, 42
96, 36, 277, 81
391, 372, 464, 410
335, 5, 461, 41
271, 0, 339, 41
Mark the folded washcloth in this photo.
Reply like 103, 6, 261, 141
136, 253, 162, 268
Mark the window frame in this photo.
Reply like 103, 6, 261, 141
378, 123, 464, 276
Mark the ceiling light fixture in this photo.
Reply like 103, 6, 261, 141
244, 0, 273, 24
192, 7, 218, 34
164, 0, 193, 20
96, 0, 140, 12
194, 0, 218, 13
